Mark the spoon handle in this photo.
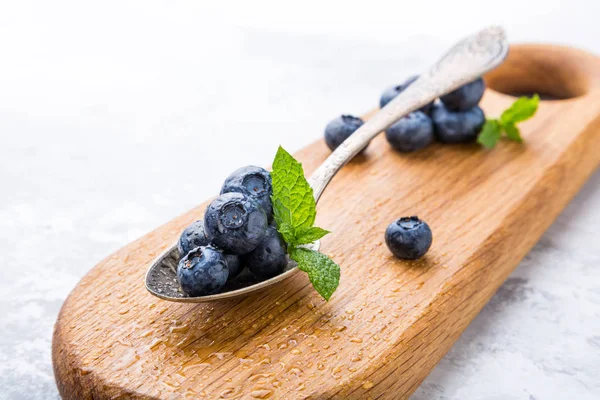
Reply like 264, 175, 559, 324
308, 26, 509, 201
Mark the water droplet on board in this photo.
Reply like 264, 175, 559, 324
211, 352, 232, 361
331, 365, 343, 379
219, 388, 236, 398
249, 373, 274, 382
169, 324, 190, 334
362, 381, 374, 389
250, 389, 273, 399
140, 329, 154, 338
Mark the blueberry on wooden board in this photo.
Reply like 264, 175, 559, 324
440, 77, 485, 111
385, 111, 434, 152
380, 75, 434, 114
432, 103, 485, 144
385, 216, 432, 260
324, 115, 365, 152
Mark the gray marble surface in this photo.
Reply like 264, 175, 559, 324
1, 1, 599, 399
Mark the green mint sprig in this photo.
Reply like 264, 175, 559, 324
477, 94, 539, 149
271, 146, 340, 301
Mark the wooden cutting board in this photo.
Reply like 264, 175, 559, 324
53, 44, 600, 400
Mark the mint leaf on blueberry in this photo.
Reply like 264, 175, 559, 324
477, 94, 539, 149
289, 247, 340, 301
271, 146, 340, 300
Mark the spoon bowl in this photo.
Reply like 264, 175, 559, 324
145, 26, 508, 302
145, 241, 320, 302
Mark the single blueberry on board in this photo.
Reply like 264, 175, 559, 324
432, 103, 485, 144
385, 216, 432, 260
178, 220, 210, 258
243, 226, 288, 280
385, 111, 434, 152
440, 77, 485, 111
204, 192, 268, 255
324, 115, 365, 152
177, 246, 229, 296
221, 166, 273, 218
380, 75, 434, 114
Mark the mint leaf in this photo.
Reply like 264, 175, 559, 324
271, 146, 316, 235
295, 226, 330, 245
290, 247, 340, 301
270, 146, 338, 300
276, 221, 296, 245
503, 122, 522, 142
478, 94, 539, 149
500, 94, 539, 125
477, 119, 502, 149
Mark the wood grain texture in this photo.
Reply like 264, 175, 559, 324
53, 44, 600, 400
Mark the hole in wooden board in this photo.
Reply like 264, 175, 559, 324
484, 45, 589, 100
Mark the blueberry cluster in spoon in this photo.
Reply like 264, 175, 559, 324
176, 166, 287, 296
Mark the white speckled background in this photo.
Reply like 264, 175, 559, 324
1, 1, 599, 399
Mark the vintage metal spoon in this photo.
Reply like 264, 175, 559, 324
146, 26, 509, 303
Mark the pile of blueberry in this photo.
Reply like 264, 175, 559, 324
176, 166, 287, 296
324, 76, 486, 153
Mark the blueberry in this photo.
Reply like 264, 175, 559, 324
221, 166, 273, 218
385, 111, 434, 152
204, 192, 268, 255
177, 246, 229, 296
440, 77, 485, 111
224, 253, 242, 279
324, 115, 365, 152
243, 226, 287, 280
432, 103, 485, 144
385, 216, 432, 260
178, 220, 210, 258
380, 75, 434, 114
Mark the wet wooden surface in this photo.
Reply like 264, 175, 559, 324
53, 45, 600, 399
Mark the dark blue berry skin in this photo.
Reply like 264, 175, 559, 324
432, 103, 485, 144
221, 166, 273, 219
178, 220, 210, 258
385, 216, 432, 260
324, 115, 365, 152
380, 75, 434, 114
177, 246, 229, 296
243, 226, 287, 280
224, 253, 242, 279
177, 220, 242, 278
385, 111, 434, 152
204, 192, 268, 255
440, 78, 485, 111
